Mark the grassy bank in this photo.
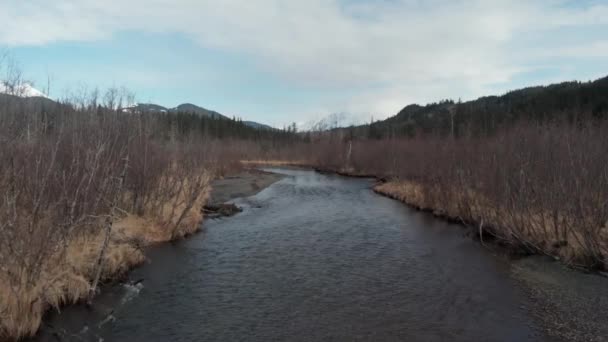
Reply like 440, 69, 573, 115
373, 179, 608, 269
0, 167, 212, 340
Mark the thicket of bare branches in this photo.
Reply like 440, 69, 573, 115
310, 119, 608, 270
0, 85, 236, 339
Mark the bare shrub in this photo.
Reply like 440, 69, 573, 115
0, 86, 234, 339
304, 119, 608, 270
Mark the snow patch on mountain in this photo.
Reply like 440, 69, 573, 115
0, 81, 48, 98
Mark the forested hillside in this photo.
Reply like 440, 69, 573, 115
343, 76, 608, 138
130, 102, 273, 130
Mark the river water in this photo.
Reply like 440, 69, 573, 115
38, 168, 550, 341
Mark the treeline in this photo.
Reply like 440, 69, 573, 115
154, 110, 298, 143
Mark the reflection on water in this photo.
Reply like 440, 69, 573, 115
37, 168, 546, 341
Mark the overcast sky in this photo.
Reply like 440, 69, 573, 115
1, 0, 608, 127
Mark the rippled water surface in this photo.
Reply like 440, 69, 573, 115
39, 168, 547, 341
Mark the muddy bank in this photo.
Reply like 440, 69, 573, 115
208, 168, 284, 204
204, 169, 284, 218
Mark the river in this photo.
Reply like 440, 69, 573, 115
37, 168, 552, 341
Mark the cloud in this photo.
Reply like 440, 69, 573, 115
1, 0, 607, 119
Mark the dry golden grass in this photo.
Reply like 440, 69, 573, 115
0, 172, 212, 340
114, 192, 207, 244
0, 232, 145, 340
375, 180, 608, 268
374, 181, 428, 209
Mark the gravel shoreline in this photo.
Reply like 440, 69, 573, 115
512, 256, 608, 342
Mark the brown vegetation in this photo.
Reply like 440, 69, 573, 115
0, 66, 299, 338
0, 87, 220, 340
272, 120, 608, 272
3, 59, 607, 339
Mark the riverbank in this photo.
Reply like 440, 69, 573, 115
4, 168, 282, 341
373, 180, 608, 270
1, 168, 211, 341
512, 256, 608, 342
318, 169, 608, 342
208, 168, 285, 204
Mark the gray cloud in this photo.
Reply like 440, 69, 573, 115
2, 0, 607, 118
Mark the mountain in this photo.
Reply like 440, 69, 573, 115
171, 103, 227, 119
0, 91, 65, 114
121, 102, 273, 129
170, 103, 273, 129
0, 82, 47, 98
345, 75, 608, 138
242, 121, 274, 130
136, 103, 168, 113
0, 81, 274, 129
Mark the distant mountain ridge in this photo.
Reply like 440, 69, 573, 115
342, 75, 608, 138
172, 103, 226, 119
0, 81, 276, 129
124, 103, 273, 129
133, 103, 168, 113
0, 81, 275, 130
242, 121, 274, 130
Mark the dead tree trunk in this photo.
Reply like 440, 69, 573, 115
88, 155, 129, 305
346, 140, 352, 169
